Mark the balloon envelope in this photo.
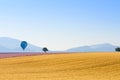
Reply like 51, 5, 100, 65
21, 41, 28, 50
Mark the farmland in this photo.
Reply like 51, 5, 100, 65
0, 52, 120, 80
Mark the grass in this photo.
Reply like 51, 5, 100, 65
0, 52, 120, 80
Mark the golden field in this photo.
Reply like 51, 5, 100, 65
0, 52, 120, 80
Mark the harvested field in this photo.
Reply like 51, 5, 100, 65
0, 52, 120, 80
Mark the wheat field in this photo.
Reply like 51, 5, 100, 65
0, 52, 120, 80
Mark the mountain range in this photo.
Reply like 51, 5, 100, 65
0, 37, 119, 52
67, 43, 118, 52
0, 37, 42, 52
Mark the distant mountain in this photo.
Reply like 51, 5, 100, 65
0, 37, 42, 52
66, 43, 118, 52
0, 37, 118, 52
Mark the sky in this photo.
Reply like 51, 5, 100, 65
0, 0, 120, 50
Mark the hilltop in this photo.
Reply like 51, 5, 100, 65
67, 43, 118, 52
0, 37, 42, 52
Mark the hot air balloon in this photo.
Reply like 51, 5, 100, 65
21, 41, 28, 51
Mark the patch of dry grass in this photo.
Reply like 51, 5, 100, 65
0, 52, 120, 80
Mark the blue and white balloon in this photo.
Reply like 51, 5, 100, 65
21, 41, 28, 51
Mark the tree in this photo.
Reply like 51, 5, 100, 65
42, 47, 48, 53
115, 47, 120, 52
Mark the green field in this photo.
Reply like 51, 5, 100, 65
0, 52, 120, 80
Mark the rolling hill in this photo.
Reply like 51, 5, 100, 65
67, 43, 118, 52
0, 37, 42, 52
0, 37, 119, 52
0, 52, 120, 80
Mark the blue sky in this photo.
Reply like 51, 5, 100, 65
0, 0, 120, 50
